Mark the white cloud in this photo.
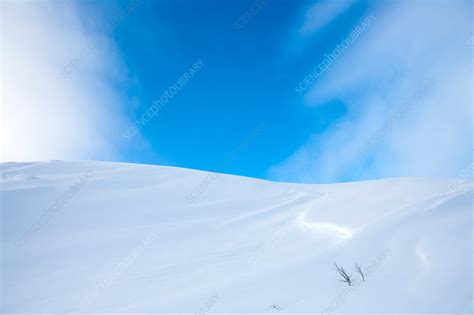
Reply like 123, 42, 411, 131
0, 1, 133, 162
270, 0, 473, 183
299, 0, 355, 36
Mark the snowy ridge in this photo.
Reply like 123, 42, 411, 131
1, 160, 472, 313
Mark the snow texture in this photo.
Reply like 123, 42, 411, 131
1, 160, 472, 313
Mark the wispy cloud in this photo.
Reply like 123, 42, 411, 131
0, 1, 133, 162
299, 0, 355, 36
270, 0, 472, 183
295, 12, 376, 95
60, 0, 141, 79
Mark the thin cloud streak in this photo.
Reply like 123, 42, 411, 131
299, 0, 355, 36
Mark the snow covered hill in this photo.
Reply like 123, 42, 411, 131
1, 160, 472, 313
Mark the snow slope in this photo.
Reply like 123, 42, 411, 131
1, 160, 472, 313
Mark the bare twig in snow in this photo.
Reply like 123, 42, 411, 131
334, 263, 352, 286
354, 263, 365, 281
270, 304, 283, 311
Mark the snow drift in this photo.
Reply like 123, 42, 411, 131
1, 160, 472, 313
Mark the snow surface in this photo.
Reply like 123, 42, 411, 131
1, 160, 472, 313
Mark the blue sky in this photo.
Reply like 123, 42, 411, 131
106, 0, 363, 178
2, 0, 472, 183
